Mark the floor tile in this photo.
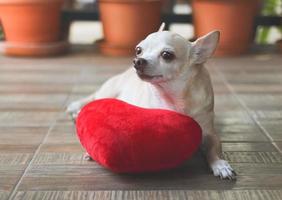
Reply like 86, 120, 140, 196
1, 48, 282, 197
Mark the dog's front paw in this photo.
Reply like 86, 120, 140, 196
210, 159, 236, 180
83, 152, 93, 161
67, 101, 83, 119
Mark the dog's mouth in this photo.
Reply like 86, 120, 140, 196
137, 71, 163, 81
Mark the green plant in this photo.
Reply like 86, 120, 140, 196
256, 0, 282, 44
0, 26, 3, 40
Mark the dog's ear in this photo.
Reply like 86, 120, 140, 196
190, 31, 220, 64
158, 22, 166, 32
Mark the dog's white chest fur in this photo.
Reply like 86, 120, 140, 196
117, 69, 178, 112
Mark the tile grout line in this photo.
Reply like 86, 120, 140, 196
7, 69, 85, 200
7, 114, 60, 200
212, 65, 282, 155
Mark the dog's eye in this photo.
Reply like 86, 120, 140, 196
161, 51, 175, 61
135, 47, 142, 56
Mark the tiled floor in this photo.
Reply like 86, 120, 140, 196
0, 47, 282, 200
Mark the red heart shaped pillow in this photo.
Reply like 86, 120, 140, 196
76, 99, 202, 173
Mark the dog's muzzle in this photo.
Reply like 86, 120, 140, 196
133, 58, 147, 72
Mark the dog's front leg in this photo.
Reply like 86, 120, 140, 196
67, 74, 124, 161
67, 93, 96, 119
195, 112, 236, 180
67, 74, 123, 119
200, 118, 236, 180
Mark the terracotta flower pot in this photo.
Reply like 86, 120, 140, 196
0, 0, 68, 57
98, 0, 162, 56
192, 0, 261, 56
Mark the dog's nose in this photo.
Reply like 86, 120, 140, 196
133, 58, 147, 71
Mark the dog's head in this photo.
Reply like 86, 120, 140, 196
133, 25, 220, 83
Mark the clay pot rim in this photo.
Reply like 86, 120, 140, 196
99, 0, 161, 4
0, 40, 69, 57
191, 0, 260, 2
0, 0, 63, 5
0, 40, 69, 49
97, 39, 136, 49
97, 39, 134, 56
